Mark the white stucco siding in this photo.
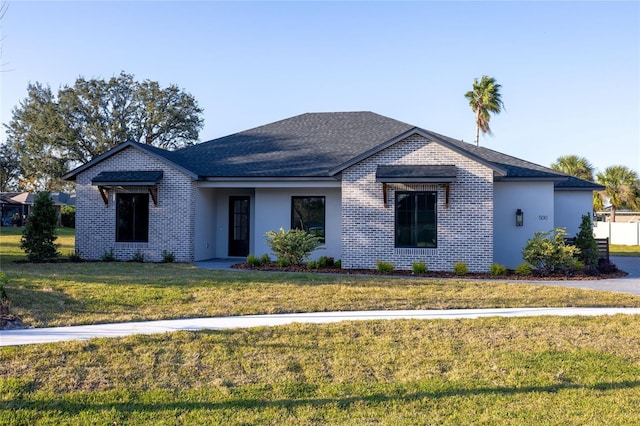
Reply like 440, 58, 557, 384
194, 187, 218, 261
493, 181, 555, 268
342, 135, 494, 272
554, 191, 593, 236
75, 146, 195, 262
253, 187, 342, 260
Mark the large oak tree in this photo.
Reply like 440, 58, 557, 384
5, 72, 204, 190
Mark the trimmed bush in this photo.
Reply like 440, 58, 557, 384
334, 259, 342, 268
20, 191, 59, 262
574, 214, 599, 267
318, 256, 334, 268
307, 260, 319, 269
515, 262, 533, 276
265, 227, 322, 266
412, 261, 428, 274
490, 263, 507, 276
246, 254, 261, 267
161, 250, 175, 263
376, 260, 395, 273
260, 253, 271, 264
453, 261, 468, 275
522, 228, 579, 274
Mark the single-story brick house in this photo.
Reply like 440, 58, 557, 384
63, 112, 602, 271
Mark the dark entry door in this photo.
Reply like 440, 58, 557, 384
228, 196, 250, 257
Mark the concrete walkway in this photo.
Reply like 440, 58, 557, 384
3, 307, 640, 347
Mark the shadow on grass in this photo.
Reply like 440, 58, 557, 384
3, 380, 640, 414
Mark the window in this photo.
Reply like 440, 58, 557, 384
395, 191, 437, 248
291, 196, 325, 243
116, 193, 149, 242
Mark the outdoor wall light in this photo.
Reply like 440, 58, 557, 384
515, 209, 524, 227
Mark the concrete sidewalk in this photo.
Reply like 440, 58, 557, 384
3, 307, 640, 347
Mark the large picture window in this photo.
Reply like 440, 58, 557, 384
395, 191, 437, 248
291, 196, 325, 243
116, 193, 149, 242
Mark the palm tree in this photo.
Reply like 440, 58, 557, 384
596, 165, 640, 222
550, 155, 595, 181
464, 75, 505, 146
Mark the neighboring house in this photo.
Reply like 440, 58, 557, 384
63, 112, 602, 270
0, 191, 75, 227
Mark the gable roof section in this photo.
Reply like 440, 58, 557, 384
63, 141, 198, 181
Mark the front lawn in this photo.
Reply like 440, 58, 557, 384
611, 244, 640, 257
3, 227, 640, 424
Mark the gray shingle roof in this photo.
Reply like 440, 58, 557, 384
63, 111, 603, 191
92, 171, 164, 185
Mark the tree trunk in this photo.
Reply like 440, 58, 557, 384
610, 206, 616, 222
475, 107, 481, 146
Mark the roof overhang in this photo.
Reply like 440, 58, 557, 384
91, 170, 163, 206
375, 165, 457, 183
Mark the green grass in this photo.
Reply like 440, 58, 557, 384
3, 227, 640, 424
611, 244, 640, 256
2, 317, 640, 424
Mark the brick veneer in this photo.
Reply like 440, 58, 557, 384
75, 147, 195, 262
341, 134, 494, 272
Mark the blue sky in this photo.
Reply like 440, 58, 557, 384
1, 1, 638, 175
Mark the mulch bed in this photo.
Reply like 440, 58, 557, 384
232, 263, 628, 281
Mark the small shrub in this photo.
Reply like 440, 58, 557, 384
574, 214, 599, 267
376, 260, 395, 273
246, 254, 261, 267
276, 258, 290, 268
161, 250, 175, 263
101, 248, 115, 262
334, 259, 342, 268
318, 256, 335, 268
412, 261, 428, 274
69, 249, 83, 263
522, 228, 579, 274
20, 191, 59, 262
265, 227, 322, 265
130, 251, 144, 263
515, 262, 533, 276
260, 253, 271, 264
453, 261, 468, 275
307, 260, 319, 269
490, 263, 507, 276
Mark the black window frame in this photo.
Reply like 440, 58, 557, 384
395, 191, 437, 248
116, 193, 149, 243
291, 196, 326, 243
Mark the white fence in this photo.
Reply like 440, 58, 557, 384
593, 221, 640, 246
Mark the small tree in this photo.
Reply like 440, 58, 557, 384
20, 191, 59, 261
574, 214, 599, 267
521, 228, 579, 275
265, 227, 322, 266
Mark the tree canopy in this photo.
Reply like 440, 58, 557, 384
550, 155, 595, 182
4, 72, 204, 191
596, 165, 640, 222
464, 75, 505, 146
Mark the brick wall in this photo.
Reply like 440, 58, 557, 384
75, 146, 195, 262
341, 134, 494, 272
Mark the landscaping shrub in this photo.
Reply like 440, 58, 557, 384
265, 227, 322, 266
522, 228, 579, 274
307, 260, 319, 269
20, 191, 59, 262
334, 259, 342, 268
318, 256, 335, 268
130, 251, 144, 263
101, 248, 115, 262
161, 250, 175, 263
453, 261, 468, 275
260, 253, 271, 264
276, 258, 290, 268
246, 254, 261, 267
412, 261, 428, 274
574, 214, 599, 267
376, 260, 395, 273
490, 263, 507, 276
515, 262, 533, 276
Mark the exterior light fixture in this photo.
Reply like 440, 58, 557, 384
515, 209, 524, 227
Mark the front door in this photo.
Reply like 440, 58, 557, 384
228, 196, 250, 257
